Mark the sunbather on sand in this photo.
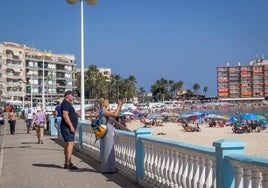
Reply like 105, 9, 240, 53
140, 116, 152, 127
183, 123, 201, 132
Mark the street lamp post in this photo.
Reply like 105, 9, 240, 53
36, 53, 51, 111
19, 80, 26, 109
66, 0, 98, 120
42, 56, 45, 111
28, 71, 37, 108
31, 75, 33, 107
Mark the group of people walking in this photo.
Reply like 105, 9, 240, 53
7, 103, 46, 144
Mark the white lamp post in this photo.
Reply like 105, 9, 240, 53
66, 0, 98, 120
31, 75, 33, 107
42, 56, 45, 111
36, 53, 51, 111
19, 80, 26, 109
28, 71, 37, 107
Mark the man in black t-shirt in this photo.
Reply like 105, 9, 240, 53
60, 90, 78, 170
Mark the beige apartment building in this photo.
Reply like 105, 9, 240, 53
0, 42, 76, 106
217, 59, 268, 101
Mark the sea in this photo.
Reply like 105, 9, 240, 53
188, 104, 268, 119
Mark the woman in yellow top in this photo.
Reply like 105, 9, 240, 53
8, 107, 18, 135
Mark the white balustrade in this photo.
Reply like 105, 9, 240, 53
140, 140, 215, 188
114, 133, 136, 180
230, 159, 268, 188
73, 125, 268, 188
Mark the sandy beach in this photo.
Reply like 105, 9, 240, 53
126, 120, 268, 158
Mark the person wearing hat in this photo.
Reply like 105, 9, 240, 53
60, 90, 78, 170
31, 106, 46, 144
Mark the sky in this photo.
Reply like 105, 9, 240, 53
1, 0, 268, 97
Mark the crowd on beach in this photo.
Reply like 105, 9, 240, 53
81, 101, 268, 135
2, 100, 268, 136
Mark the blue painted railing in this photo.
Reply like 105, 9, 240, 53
52, 119, 268, 188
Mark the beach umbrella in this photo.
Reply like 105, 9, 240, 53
241, 113, 259, 121
191, 111, 205, 116
180, 113, 190, 118
122, 111, 134, 116
229, 116, 238, 122
205, 114, 217, 118
147, 113, 161, 120
257, 114, 266, 120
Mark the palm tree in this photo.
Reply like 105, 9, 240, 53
85, 65, 102, 99
177, 80, 184, 92
203, 86, 208, 95
168, 80, 175, 100
110, 74, 122, 102
138, 87, 146, 102
193, 83, 200, 94
151, 78, 169, 101
125, 75, 137, 101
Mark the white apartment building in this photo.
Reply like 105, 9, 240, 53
0, 42, 76, 106
78, 67, 111, 82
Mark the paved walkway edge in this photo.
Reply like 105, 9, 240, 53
0, 124, 6, 178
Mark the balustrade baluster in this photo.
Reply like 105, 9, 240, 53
191, 155, 199, 188
117, 136, 123, 170
160, 147, 166, 187
251, 169, 261, 188
114, 134, 119, 165
177, 152, 183, 187
233, 166, 243, 188
168, 150, 175, 188
197, 157, 205, 188
153, 147, 160, 186
261, 170, 268, 188
149, 144, 156, 184
157, 147, 163, 187
120, 136, 125, 170
148, 144, 154, 183
211, 160, 216, 187
204, 158, 213, 188
181, 153, 188, 188
163, 148, 170, 187
125, 137, 130, 171
243, 168, 252, 188
186, 154, 193, 188
172, 150, 179, 188
119, 136, 123, 167
130, 138, 135, 175
143, 143, 150, 182
126, 137, 131, 172
121, 137, 126, 171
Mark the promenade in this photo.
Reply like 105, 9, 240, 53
0, 117, 140, 188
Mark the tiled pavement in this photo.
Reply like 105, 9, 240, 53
0, 117, 141, 188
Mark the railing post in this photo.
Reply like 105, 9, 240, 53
134, 128, 152, 183
56, 117, 62, 136
78, 120, 89, 149
49, 115, 57, 135
213, 139, 246, 188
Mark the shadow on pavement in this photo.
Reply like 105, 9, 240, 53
50, 137, 142, 188
32, 163, 63, 169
